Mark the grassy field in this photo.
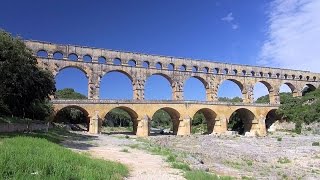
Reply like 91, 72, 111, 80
0, 128, 129, 179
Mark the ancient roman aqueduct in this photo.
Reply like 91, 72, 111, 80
25, 40, 320, 137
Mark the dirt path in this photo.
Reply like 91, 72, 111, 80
63, 134, 185, 180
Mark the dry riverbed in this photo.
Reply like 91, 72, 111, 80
149, 132, 320, 179
62, 131, 320, 179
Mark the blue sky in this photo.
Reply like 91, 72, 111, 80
1, 0, 319, 100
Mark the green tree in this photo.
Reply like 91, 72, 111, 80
0, 30, 55, 119
151, 109, 171, 128
218, 97, 243, 102
55, 88, 87, 99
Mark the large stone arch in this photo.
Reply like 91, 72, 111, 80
151, 107, 181, 135
265, 109, 280, 132
228, 108, 256, 135
217, 78, 245, 101
192, 108, 217, 134
102, 106, 139, 134
302, 83, 317, 95
253, 80, 274, 103
56, 65, 89, 78
102, 69, 134, 82
147, 72, 173, 85
183, 75, 208, 101
53, 105, 90, 131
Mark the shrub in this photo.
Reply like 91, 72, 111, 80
312, 142, 320, 146
277, 157, 291, 164
277, 137, 282, 141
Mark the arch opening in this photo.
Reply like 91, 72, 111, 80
55, 67, 88, 97
180, 65, 186, 71
217, 79, 243, 102
37, 50, 48, 58
53, 52, 63, 59
151, 107, 180, 135
155, 62, 162, 70
128, 59, 136, 67
142, 61, 149, 68
228, 108, 255, 135
113, 58, 121, 65
102, 107, 138, 135
302, 84, 316, 96
68, 53, 78, 61
168, 63, 174, 71
203, 67, 209, 73
265, 109, 281, 132
145, 74, 172, 100
98, 56, 106, 64
254, 81, 272, 103
54, 106, 89, 131
100, 71, 133, 99
184, 76, 207, 101
192, 108, 217, 134
83, 55, 92, 62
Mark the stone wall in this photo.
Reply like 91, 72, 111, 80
0, 121, 51, 133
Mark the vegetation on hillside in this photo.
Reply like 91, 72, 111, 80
277, 88, 320, 130
0, 30, 55, 120
55, 88, 87, 99
218, 97, 243, 102
255, 92, 292, 104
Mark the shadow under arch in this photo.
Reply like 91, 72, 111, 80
102, 106, 139, 135
302, 83, 317, 96
192, 108, 217, 134
54, 105, 90, 131
265, 109, 281, 131
228, 108, 255, 135
151, 107, 180, 135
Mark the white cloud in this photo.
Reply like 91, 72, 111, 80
258, 0, 320, 72
221, 12, 239, 30
232, 24, 239, 30
221, 12, 234, 22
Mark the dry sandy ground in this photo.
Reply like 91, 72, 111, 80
62, 131, 320, 179
149, 132, 320, 179
62, 134, 185, 180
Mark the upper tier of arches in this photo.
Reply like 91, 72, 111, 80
27, 40, 319, 82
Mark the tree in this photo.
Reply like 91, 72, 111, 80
255, 92, 292, 104
0, 30, 55, 119
218, 97, 243, 102
55, 88, 87, 99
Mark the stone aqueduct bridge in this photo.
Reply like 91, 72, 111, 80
25, 40, 320, 137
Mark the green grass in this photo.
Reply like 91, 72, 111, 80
312, 142, 320, 146
0, 136, 128, 179
120, 148, 130, 153
0, 127, 84, 144
185, 170, 233, 180
277, 157, 291, 164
